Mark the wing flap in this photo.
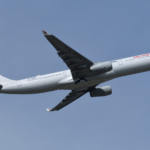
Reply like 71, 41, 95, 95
42, 30, 93, 79
50, 90, 87, 111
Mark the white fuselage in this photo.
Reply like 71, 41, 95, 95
1, 53, 150, 94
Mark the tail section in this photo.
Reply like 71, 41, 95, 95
0, 75, 14, 83
0, 75, 14, 90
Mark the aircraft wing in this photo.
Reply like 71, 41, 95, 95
42, 30, 94, 79
46, 90, 88, 111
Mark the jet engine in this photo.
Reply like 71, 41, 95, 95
90, 86, 112, 97
90, 61, 112, 72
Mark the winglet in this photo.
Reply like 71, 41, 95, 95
42, 30, 50, 36
46, 108, 51, 112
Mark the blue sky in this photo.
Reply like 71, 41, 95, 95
0, 1, 150, 150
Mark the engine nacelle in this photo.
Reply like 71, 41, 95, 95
90, 86, 112, 97
90, 61, 112, 72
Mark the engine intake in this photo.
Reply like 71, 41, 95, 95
90, 86, 112, 97
90, 61, 112, 72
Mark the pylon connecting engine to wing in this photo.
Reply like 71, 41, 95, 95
90, 61, 112, 72
90, 86, 112, 97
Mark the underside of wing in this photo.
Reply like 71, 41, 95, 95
47, 90, 88, 111
42, 30, 97, 79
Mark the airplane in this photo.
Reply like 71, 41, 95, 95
0, 30, 150, 111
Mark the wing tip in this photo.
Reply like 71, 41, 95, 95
46, 108, 51, 112
42, 30, 50, 36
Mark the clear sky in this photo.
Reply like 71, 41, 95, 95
0, 1, 150, 150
